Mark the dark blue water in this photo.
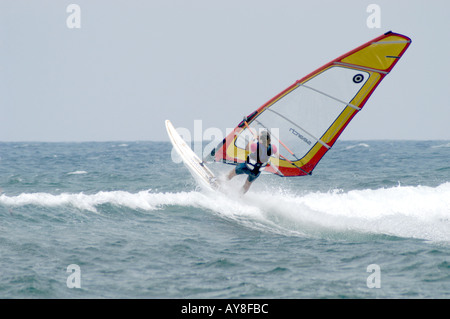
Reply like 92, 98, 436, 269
0, 141, 449, 298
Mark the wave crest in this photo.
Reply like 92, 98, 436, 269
1, 183, 449, 242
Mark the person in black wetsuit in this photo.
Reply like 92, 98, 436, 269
226, 130, 278, 194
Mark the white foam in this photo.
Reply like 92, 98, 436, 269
196, 182, 450, 241
67, 170, 88, 175
244, 183, 450, 242
0, 190, 206, 213
431, 142, 450, 149
344, 143, 370, 150
1, 183, 449, 242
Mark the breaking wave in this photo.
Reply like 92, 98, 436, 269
1, 182, 449, 242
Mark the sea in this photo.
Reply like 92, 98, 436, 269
0, 140, 449, 299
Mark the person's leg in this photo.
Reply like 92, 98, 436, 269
228, 163, 247, 180
227, 168, 237, 180
242, 178, 253, 194
241, 170, 260, 194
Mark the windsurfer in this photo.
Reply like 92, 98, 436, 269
226, 130, 278, 193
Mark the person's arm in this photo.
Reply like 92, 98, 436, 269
271, 144, 278, 157
249, 142, 257, 153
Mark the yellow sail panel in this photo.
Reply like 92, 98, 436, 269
341, 35, 411, 71
319, 71, 380, 145
320, 106, 357, 145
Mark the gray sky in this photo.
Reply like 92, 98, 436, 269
1, 0, 449, 142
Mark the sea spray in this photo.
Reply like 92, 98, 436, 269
2, 183, 449, 241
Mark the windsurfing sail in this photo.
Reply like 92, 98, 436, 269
208, 31, 411, 176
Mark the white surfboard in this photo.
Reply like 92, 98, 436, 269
165, 120, 218, 191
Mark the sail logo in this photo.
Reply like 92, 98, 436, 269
353, 74, 364, 84
289, 128, 311, 145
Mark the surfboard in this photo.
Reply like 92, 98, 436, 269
165, 120, 218, 191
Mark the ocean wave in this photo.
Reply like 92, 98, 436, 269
250, 182, 450, 242
67, 170, 88, 175
1, 183, 449, 242
344, 143, 370, 150
431, 142, 450, 149
0, 190, 203, 213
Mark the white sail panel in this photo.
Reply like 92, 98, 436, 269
236, 66, 371, 162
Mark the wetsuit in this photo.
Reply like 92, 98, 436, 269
235, 142, 276, 182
